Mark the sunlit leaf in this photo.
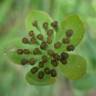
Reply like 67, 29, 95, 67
5, 38, 39, 65
62, 15, 84, 46
55, 15, 85, 52
25, 10, 56, 45
59, 54, 87, 80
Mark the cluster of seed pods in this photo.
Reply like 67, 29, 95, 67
16, 20, 75, 80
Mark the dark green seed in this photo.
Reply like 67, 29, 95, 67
33, 48, 41, 55
31, 67, 39, 74
32, 20, 38, 27
52, 53, 60, 60
51, 59, 58, 67
22, 37, 29, 44
40, 41, 47, 50
66, 44, 75, 51
28, 31, 34, 37
37, 34, 44, 41
44, 67, 50, 74
50, 69, 57, 77
29, 58, 36, 65
38, 71, 44, 79
21, 58, 28, 65
23, 49, 30, 54
39, 61, 44, 68
54, 41, 62, 49
62, 38, 70, 44
47, 36, 52, 44
51, 21, 58, 30
47, 29, 53, 36
17, 49, 23, 55
60, 59, 67, 65
42, 55, 48, 63
30, 37, 37, 44
60, 52, 69, 60
66, 29, 73, 37
47, 49, 55, 57
43, 22, 48, 30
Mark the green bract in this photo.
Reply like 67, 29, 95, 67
56, 15, 84, 45
59, 54, 86, 80
6, 10, 87, 86
25, 10, 56, 45
5, 39, 37, 65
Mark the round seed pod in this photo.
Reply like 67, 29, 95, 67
32, 20, 38, 27
47, 49, 55, 57
60, 59, 67, 65
28, 31, 34, 37
43, 22, 48, 30
47, 29, 53, 36
33, 48, 41, 55
60, 52, 69, 60
42, 55, 48, 63
23, 49, 30, 54
40, 41, 47, 50
22, 37, 29, 44
51, 59, 58, 67
66, 29, 74, 37
29, 58, 36, 65
37, 34, 44, 41
62, 38, 70, 44
50, 69, 57, 77
51, 21, 58, 30
30, 37, 37, 44
17, 49, 23, 55
21, 58, 28, 65
38, 61, 44, 68
44, 67, 50, 74
31, 67, 39, 74
38, 71, 44, 79
47, 36, 52, 44
54, 41, 62, 49
66, 44, 75, 51
52, 53, 60, 61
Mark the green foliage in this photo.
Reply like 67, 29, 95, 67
25, 10, 56, 45
55, 15, 85, 52
0, 0, 96, 96
59, 54, 86, 80
6, 10, 87, 86
61, 15, 84, 46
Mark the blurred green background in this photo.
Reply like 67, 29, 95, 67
0, 0, 96, 96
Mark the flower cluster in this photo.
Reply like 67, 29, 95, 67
7, 11, 87, 85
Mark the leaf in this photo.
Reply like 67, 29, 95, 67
55, 15, 85, 52
59, 54, 87, 80
25, 10, 56, 44
26, 70, 55, 86
4, 38, 39, 65
61, 15, 84, 46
